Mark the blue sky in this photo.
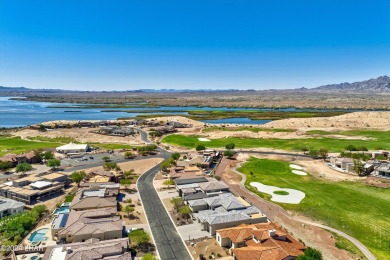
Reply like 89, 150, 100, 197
0, 0, 389, 90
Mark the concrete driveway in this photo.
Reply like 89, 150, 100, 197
177, 222, 211, 241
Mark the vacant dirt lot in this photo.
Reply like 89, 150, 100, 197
14, 127, 144, 145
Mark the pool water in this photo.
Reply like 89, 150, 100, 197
29, 228, 49, 242
53, 205, 70, 215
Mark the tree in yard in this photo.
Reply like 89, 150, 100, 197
15, 162, 33, 175
345, 145, 357, 152
39, 124, 46, 132
171, 152, 180, 161
0, 161, 13, 171
128, 229, 150, 248
123, 169, 135, 179
357, 146, 368, 152
296, 247, 323, 260
120, 179, 132, 190
103, 162, 120, 171
160, 158, 175, 172
70, 171, 87, 186
163, 179, 175, 189
224, 150, 234, 158
196, 144, 206, 151
33, 205, 48, 217
102, 156, 111, 162
318, 148, 328, 159
42, 151, 54, 160
170, 197, 184, 211
46, 158, 61, 170
225, 143, 235, 150
124, 151, 135, 159
308, 150, 318, 158
179, 205, 192, 219
142, 253, 157, 260
123, 205, 135, 218
376, 154, 387, 161
353, 159, 365, 176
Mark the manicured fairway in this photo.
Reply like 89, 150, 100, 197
162, 130, 390, 152
238, 158, 390, 259
0, 136, 61, 156
0, 136, 133, 157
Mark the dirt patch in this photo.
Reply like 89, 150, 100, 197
84, 158, 163, 175
14, 128, 144, 145
365, 176, 390, 188
162, 198, 193, 226
186, 238, 232, 260
263, 111, 390, 130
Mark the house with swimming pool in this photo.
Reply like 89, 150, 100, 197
56, 208, 121, 243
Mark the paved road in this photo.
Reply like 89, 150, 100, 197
231, 165, 377, 260
138, 163, 192, 260
136, 128, 192, 260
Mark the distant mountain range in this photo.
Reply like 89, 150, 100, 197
1, 75, 389, 93
309, 75, 390, 93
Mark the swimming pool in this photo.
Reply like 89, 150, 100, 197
53, 205, 70, 215
29, 228, 49, 242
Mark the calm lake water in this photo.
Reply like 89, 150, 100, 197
0, 97, 354, 128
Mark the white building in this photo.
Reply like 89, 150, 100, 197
56, 143, 89, 154
0, 197, 24, 218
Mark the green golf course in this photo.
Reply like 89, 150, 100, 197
162, 130, 390, 152
238, 158, 390, 259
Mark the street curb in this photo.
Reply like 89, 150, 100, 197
152, 167, 194, 260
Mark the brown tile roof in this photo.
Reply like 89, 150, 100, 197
218, 223, 305, 260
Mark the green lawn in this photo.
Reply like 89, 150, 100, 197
64, 193, 75, 202
162, 130, 390, 152
0, 136, 61, 156
0, 136, 133, 157
238, 158, 390, 259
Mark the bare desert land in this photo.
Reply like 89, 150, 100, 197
8, 90, 390, 110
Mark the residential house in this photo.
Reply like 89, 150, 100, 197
216, 222, 305, 260
70, 188, 117, 211
181, 179, 230, 201
43, 238, 131, 260
192, 193, 268, 235
0, 197, 24, 218
56, 208, 121, 243
0, 151, 40, 167
329, 157, 354, 171
375, 163, 390, 177
0, 174, 65, 204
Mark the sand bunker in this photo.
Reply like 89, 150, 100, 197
250, 182, 305, 204
292, 170, 307, 176
290, 164, 303, 170
198, 137, 211, 142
